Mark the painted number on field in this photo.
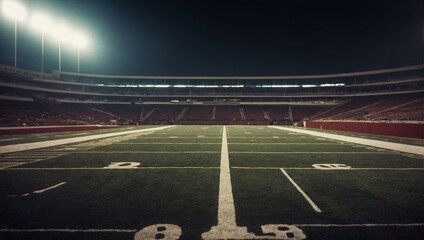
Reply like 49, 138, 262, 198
104, 162, 140, 169
133, 224, 305, 240
134, 224, 181, 240
312, 163, 351, 170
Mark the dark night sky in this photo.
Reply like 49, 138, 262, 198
0, 0, 423, 75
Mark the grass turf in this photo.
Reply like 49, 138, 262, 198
0, 125, 422, 240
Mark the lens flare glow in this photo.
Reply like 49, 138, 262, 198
2, 0, 26, 21
31, 13, 52, 33
72, 32, 88, 49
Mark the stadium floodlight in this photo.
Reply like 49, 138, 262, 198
2, 0, 26, 21
31, 13, 53, 72
52, 23, 72, 72
2, 0, 27, 68
71, 32, 88, 73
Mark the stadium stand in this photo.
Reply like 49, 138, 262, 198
0, 64, 423, 138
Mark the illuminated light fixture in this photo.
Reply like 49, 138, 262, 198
2, 0, 26, 21
52, 23, 72, 71
31, 13, 52, 32
2, 0, 27, 68
31, 13, 52, 72
71, 31, 88, 73
320, 83, 345, 87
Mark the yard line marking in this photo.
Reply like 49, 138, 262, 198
270, 126, 424, 155
230, 152, 395, 154
33, 182, 67, 194
140, 137, 222, 139
0, 153, 67, 169
115, 143, 220, 145
0, 159, 43, 162
1, 167, 220, 171
294, 223, 424, 227
233, 167, 424, 171
216, 126, 237, 226
3, 167, 422, 171
229, 136, 308, 138
7, 182, 66, 197
0, 162, 25, 168
0, 138, 22, 142
280, 168, 322, 213
0, 125, 176, 154
0, 228, 137, 233
227, 143, 340, 145
202, 126, 258, 239
69, 151, 221, 154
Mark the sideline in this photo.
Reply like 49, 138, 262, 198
0, 125, 176, 154
269, 126, 424, 155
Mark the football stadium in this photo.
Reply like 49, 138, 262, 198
0, 1, 423, 240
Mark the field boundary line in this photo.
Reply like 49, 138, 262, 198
281, 168, 322, 213
233, 167, 424, 171
67, 151, 221, 154
142, 137, 222, 138
228, 143, 340, 145
1, 167, 220, 171
4, 166, 422, 171
0, 125, 176, 154
230, 152, 396, 154
115, 143, 220, 145
269, 126, 424, 155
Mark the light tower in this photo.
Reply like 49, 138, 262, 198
1, 0, 27, 68
71, 32, 88, 73
31, 13, 52, 72
52, 23, 71, 72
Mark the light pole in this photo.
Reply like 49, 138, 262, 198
72, 32, 87, 73
2, 0, 27, 68
53, 24, 71, 72
31, 13, 52, 73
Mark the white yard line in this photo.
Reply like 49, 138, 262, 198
3, 167, 422, 171
0, 125, 176, 154
115, 143, 220, 145
7, 182, 67, 197
216, 126, 237, 227
229, 137, 309, 139
269, 126, 424, 156
227, 143, 340, 145
140, 137, 222, 139
1, 167, 220, 171
280, 168, 322, 213
0, 138, 22, 142
202, 126, 258, 239
33, 182, 67, 194
231, 152, 396, 154
68, 151, 221, 154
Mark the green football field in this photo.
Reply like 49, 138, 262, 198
0, 125, 423, 240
